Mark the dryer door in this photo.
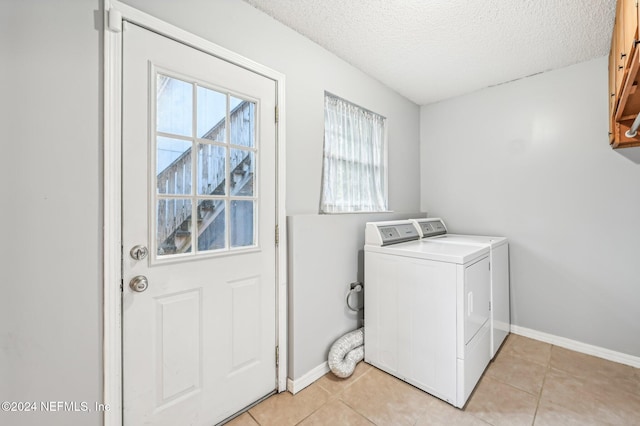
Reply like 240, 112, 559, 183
464, 256, 490, 344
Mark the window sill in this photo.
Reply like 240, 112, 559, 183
319, 210, 395, 215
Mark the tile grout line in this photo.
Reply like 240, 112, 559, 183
530, 345, 553, 426
542, 348, 640, 423
463, 336, 552, 426
327, 365, 380, 425
293, 365, 375, 426
292, 403, 326, 425
247, 410, 261, 425
338, 398, 379, 426
336, 390, 379, 425
295, 382, 336, 425
316, 364, 373, 395
338, 399, 378, 425
246, 341, 639, 426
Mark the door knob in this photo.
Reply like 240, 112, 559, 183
130, 245, 148, 260
129, 275, 149, 292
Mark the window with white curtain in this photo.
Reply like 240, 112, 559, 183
320, 93, 388, 213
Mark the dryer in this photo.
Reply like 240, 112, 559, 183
364, 220, 491, 408
410, 218, 510, 358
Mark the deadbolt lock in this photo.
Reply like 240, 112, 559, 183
130, 245, 148, 260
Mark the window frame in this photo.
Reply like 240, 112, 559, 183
320, 91, 389, 214
151, 67, 261, 264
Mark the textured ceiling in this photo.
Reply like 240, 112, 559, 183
242, 0, 616, 105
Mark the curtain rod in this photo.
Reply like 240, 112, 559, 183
324, 91, 387, 120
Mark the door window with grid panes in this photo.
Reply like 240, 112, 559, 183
155, 73, 258, 259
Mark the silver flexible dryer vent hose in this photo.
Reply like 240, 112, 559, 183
328, 327, 364, 378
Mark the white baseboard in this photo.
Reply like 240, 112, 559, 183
286, 362, 330, 395
286, 327, 640, 396
510, 325, 640, 368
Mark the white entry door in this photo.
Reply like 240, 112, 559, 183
122, 23, 277, 426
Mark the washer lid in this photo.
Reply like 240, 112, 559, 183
428, 234, 508, 248
365, 239, 489, 264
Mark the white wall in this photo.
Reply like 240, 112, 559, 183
1, 1, 103, 425
420, 57, 640, 358
121, 0, 420, 215
0, 1, 419, 424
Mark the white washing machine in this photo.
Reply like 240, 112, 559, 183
410, 218, 510, 358
364, 220, 491, 408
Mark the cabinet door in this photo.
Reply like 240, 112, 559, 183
610, 36, 617, 143
623, 0, 638, 65
616, 1, 626, 97
617, 0, 638, 95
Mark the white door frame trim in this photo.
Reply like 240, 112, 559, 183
102, 2, 288, 425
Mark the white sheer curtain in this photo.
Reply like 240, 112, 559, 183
320, 94, 387, 213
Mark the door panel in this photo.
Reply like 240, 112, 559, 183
122, 23, 277, 426
156, 289, 202, 407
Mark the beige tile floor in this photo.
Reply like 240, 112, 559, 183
227, 335, 640, 426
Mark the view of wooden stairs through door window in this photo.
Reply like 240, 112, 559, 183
156, 100, 255, 255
